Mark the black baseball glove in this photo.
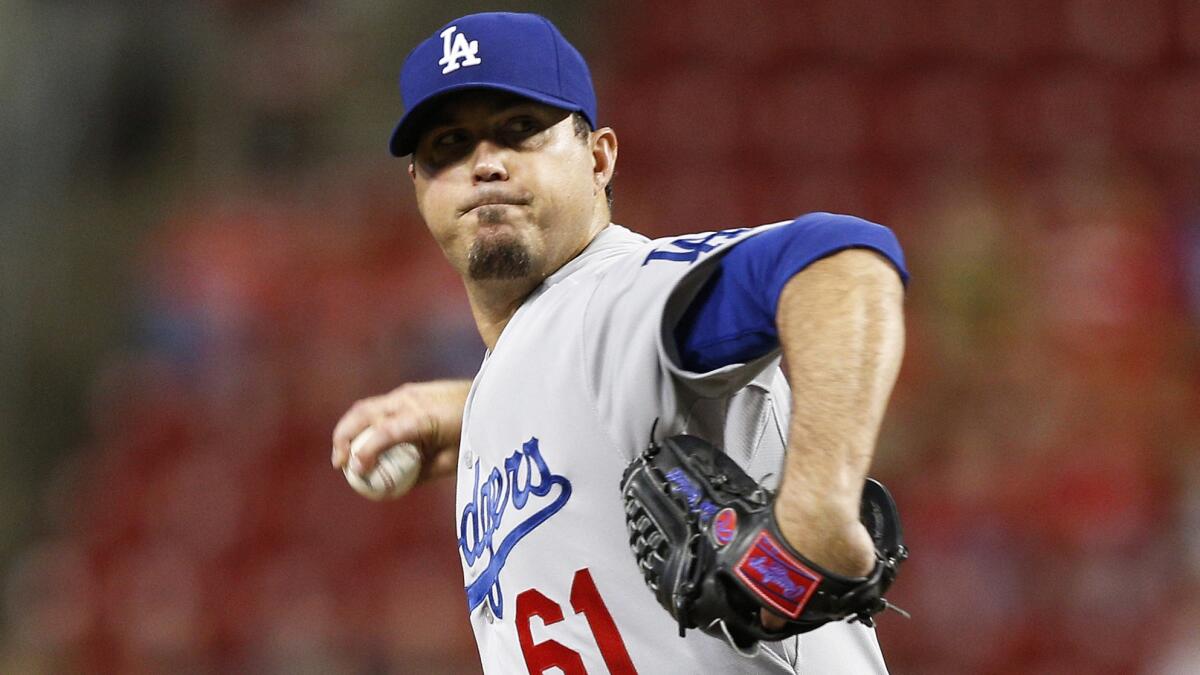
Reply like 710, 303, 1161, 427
619, 434, 908, 652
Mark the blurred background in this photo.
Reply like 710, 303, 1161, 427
2, 0, 1198, 673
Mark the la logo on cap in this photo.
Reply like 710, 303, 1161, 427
438, 25, 481, 74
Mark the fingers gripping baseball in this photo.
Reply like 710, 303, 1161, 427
331, 379, 471, 483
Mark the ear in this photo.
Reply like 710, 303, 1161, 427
589, 127, 618, 196
408, 161, 417, 182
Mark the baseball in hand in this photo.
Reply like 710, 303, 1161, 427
343, 427, 422, 500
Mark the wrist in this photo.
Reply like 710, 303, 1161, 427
772, 481, 861, 527
771, 499, 874, 578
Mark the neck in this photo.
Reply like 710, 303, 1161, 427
464, 219, 611, 349
465, 277, 541, 349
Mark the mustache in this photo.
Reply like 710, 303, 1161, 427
458, 189, 533, 216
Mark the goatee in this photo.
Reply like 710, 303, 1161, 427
467, 231, 531, 280
468, 240, 531, 279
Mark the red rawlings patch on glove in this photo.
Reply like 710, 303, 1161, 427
734, 531, 823, 619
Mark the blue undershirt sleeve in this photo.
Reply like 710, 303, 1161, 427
673, 212, 909, 373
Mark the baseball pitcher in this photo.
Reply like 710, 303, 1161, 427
333, 12, 909, 674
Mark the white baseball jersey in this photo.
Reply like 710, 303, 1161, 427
454, 223, 890, 674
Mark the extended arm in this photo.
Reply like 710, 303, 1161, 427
772, 249, 905, 577
673, 219, 907, 546
668, 215, 907, 631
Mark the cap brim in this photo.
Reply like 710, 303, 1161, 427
388, 82, 588, 157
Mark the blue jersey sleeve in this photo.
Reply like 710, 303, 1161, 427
673, 213, 908, 373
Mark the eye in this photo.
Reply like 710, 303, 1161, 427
504, 115, 541, 135
433, 129, 467, 148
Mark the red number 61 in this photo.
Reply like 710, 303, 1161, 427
515, 568, 637, 675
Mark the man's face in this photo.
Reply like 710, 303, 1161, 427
409, 90, 606, 284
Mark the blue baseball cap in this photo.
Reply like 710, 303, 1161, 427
388, 12, 598, 157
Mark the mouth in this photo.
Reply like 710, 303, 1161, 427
458, 191, 532, 216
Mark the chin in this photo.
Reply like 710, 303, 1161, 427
467, 231, 535, 280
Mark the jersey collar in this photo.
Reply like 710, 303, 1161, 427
543, 224, 645, 288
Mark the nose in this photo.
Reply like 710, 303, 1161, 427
471, 140, 509, 183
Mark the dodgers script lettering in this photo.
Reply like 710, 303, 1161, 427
459, 437, 572, 618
